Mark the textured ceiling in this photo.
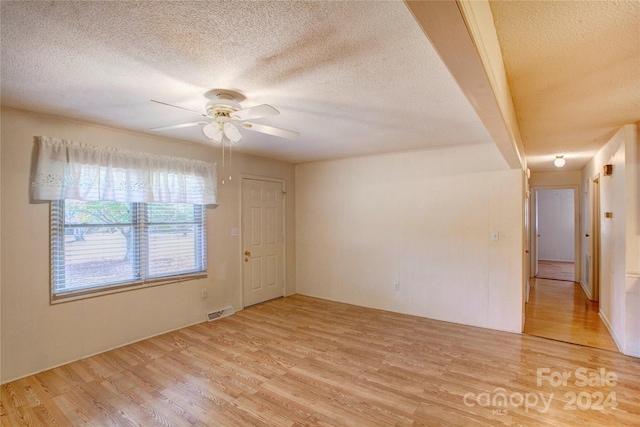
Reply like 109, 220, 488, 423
5, 1, 635, 170
490, 0, 640, 172
0, 1, 494, 164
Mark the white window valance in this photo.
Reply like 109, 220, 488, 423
32, 136, 218, 205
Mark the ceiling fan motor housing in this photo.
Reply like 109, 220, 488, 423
206, 98, 242, 118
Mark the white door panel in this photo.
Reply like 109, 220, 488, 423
242, 178, 284, 307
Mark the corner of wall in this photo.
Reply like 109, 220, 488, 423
0, 108, 298, 381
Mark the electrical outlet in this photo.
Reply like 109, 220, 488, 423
394, 282, 400, 292
201, 288, 207, 298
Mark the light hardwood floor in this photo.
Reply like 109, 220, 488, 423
525, 276, 618, 352
536, 260, 575, 282
2, 295, 639, 426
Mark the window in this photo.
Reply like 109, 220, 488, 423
51, 200, 206, 297
32, 136, 216, 299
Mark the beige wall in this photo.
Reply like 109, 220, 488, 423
0, 108, 296, 382
581, 124, 639, 357
529, 170, 581, 188
295, 143, 524, 333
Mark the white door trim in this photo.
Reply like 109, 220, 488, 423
239, 175, 287, 308
529, 184, 581, 283
589, 174, 601, 301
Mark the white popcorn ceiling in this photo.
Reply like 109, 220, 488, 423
490, 0, 640, 172
0, 1, 494, 164
2, 1, 636, 169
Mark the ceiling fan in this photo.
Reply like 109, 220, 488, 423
150, 90, 300, 145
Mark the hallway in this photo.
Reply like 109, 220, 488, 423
524, 267, 618, 352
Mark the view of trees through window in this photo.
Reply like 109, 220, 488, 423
55, 200, 205, 294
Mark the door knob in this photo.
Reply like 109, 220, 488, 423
586, 234, 590, 237
244, 250, 251, 256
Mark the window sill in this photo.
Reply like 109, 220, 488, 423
50, 273, 207, 304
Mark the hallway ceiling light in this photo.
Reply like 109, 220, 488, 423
554, 155, 566, 168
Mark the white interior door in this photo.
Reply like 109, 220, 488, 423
536, 189, 576, 263
241, 178, 285, 307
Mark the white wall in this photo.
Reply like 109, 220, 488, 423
624, 125, 640, 357
537, 189, 575, 262
295, 143, 524, 333
0, 108, 296, 382
581, 124, 639, 357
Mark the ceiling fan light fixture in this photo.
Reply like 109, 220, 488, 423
223, 123, 242, 145
202, 122, 223, 143
554, 155, 566, 168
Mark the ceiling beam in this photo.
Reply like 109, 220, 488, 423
405, 0, 525, 170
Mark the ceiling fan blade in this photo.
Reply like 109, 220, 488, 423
151, 99, 206, 117
202, 122, 223, 143
223, 123, 243, 144
150, 121, 207, 131
231, 104, 279, 121
241, 122, 300, 140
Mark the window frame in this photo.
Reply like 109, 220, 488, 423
50, 200, 207, 302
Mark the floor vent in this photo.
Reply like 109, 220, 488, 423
206, 306, 235, 322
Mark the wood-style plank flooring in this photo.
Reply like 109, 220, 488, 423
525, 277, 618, 352
536, 260, 575, 282
2, 295, 639, 426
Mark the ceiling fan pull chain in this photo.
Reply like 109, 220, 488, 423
221, 136, 226, 185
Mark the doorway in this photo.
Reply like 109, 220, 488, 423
241, 177, 286, 307
533, 188, 576, 282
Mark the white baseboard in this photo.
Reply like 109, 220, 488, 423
599, 311, 623, 353
579, 281, 592, 300
623, 345, 640, 358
